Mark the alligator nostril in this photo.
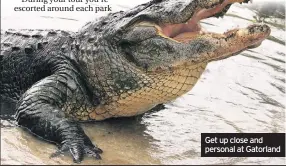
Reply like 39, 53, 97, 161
262, 25, 269, 32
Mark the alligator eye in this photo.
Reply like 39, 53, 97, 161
120, 41, 138, 64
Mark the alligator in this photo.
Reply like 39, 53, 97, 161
0, 0, 271, 163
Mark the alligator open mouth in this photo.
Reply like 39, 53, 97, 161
157, 0, 256, 43
123, 0, 270, 71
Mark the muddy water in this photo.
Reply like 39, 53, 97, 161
1, 0, 286, 165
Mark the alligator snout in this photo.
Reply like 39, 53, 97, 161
248, 24, 271, 35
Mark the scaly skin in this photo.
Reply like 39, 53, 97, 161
0, 0, 270, 163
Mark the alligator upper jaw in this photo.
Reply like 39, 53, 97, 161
157, 0, 256, 43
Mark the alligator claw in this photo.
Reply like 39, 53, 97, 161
50, 140, 103, 163
86, 147, 102, 159
70, 145, 84, 163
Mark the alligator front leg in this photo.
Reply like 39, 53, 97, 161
15, 67, 102, 163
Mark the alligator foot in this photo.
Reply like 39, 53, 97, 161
51, 138, 103, 163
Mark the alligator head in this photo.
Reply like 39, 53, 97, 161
77, 0, 271, 120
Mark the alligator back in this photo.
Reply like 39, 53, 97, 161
0, 29, 75, 101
